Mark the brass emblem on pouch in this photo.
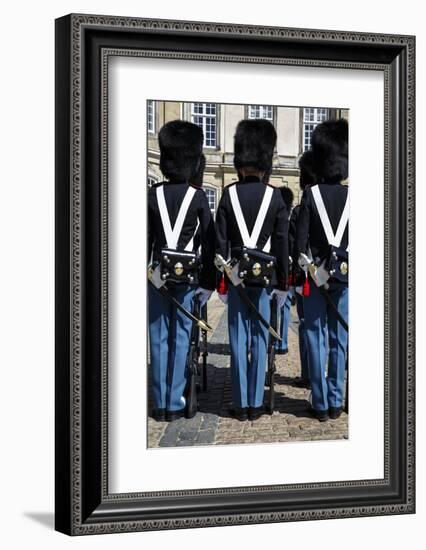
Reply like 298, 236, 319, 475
252, 262, 262, 276
340, 262, 348, 275
174, 262, 184, 276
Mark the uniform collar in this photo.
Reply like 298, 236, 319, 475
241, 175, 262, 183
317, 180, 344, 186
165, 179, 188, 185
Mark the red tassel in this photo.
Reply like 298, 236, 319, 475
302, 274, 310, 297
218, 274, 228, 295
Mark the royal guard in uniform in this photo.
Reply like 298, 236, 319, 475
148, 121, 215, 422
290, 150, 317, 388
275, 186, 295, 355
295, 119, 349, 421
215, 119, 289, 421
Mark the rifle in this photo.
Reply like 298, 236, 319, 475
265, 295, 279, 414
201, 303, 208, 392
185, 296, 201, 419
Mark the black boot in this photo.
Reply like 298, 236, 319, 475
329, 407, 343, 420
310, 408, 329, 422
248, 406, 264, 421
166, 408, 185, 422
152, 408, 166, 422
228, 406, 248, 421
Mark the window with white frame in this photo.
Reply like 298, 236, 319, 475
191, 103, 217, 148
203, 187, 217, 215
248, 105, 274, 121
303, 107, 329, 151
147, 100, 155, 134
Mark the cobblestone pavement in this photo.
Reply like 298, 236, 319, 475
147, 295, 348, 448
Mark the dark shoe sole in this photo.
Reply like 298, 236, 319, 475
248, 407, 265, 421
248, 412, 264, 421
228, 407, 248, 421
275, 349, 288, 355
152, 409, 166, 422
166, 409, 185, 422
329, 407, 343, 420
310, 407, 329, 422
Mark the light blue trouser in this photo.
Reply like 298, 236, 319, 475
228, 285, 271, 408
148, 283, 195, 411
303, 282, 348, 411
276, 291, 292, 351
296, 294, 310, 381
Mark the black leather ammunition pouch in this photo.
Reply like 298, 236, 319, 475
325, 245, 348, 284
234, 246, 277, 287
160, 248, 200, 285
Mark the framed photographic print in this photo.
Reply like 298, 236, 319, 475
55, 14, 415, 535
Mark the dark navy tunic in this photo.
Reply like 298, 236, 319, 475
215, 175, 289, 290
148, 180, 216, 290
295, 182, 349, 265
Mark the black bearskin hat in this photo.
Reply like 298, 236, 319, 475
311, 118, 348, 184
262, 164, 273, 185
159, 120, 204, 182
298, 150, 316, 189
190, 154, 206, 188
234, 119, 277, 172
280, 186, 294, 212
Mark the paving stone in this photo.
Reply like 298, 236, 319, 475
148, 296, 348, 448
158, 432, 179, 447
195, 430, 216, 445
178, 429, 199, 441
176, 439, 195, 446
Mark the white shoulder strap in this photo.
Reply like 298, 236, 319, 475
311, 185, 349, 249
263, 237, 271, 253
229, 184, 274, 249
229, 185, 251, 246
156, 185, 197, 250
185, 220, 199, 252
251, 186, 274, 247
334, 194, 349, 250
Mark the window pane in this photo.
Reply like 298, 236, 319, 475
248, 104, 273, 121
204, 188, 216, 212
302, 108, 330, 151
147, 100, 155, 133
191, 103, 217, 147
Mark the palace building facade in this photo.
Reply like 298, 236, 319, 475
147, 100, 349, 215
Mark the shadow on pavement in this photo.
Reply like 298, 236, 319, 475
207, 342, 230, 355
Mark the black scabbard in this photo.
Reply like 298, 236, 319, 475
148, 280, 212, 331
232, 282, 282, 342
